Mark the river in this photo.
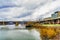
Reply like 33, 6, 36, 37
0, 25, 41, 40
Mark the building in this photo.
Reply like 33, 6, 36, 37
52, 11, 60, 19
40, 11, 60, 24
56, 11, 60, 17
52, 13, 57, 19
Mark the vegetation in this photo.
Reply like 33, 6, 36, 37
26, 22, 60, 39
42, 24, 60, 27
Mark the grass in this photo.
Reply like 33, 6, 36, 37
41, 24, 60, 27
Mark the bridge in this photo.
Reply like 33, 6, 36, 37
0, 21, 27, 26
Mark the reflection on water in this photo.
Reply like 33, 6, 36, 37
0, 29, 40, 40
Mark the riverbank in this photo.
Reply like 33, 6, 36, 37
42, 24, 60, 27
27, 23, 60, 40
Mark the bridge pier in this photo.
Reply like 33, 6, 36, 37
3, 21, 5, 25
15, 22, 19, 26
57, 19, 60, 24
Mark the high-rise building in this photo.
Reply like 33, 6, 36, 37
52, 13, 57, 19
57, 11, 60, 17
52, 11, 60, 19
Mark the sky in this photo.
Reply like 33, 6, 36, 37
0, 0, 60, 21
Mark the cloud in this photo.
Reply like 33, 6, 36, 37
0, 0, 60, 21
0, 7, 28, 18
30, 0, 60, 20
13, 0, 48, 9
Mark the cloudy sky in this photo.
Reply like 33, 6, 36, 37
0, 0, 60, 21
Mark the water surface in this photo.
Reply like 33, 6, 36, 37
0, 29, 40, 40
